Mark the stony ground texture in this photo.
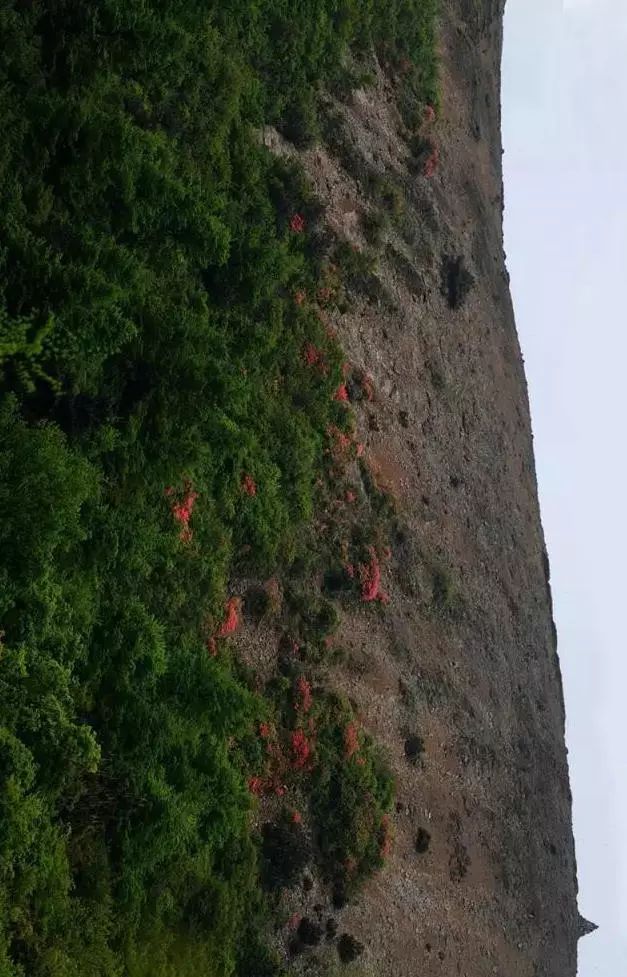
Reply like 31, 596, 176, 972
252, 2, 581, 974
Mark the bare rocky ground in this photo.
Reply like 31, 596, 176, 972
241, 2, 586, 975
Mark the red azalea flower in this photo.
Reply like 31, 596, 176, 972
345, 489, 357, 503
168, 483, 198, 542
291, 810, 303, 824
334, 383, 349, 402
291, 729, 312, 769
359, 547, 382, 602
242, 473, 257, 497
290, 213, 305, 233
218, 597, 240, 637
304, 342, 323, 367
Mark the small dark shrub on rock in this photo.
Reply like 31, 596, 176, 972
338, 933, 364, 964
261, 818, 310, 890
441, 254, 475, 310
415, 827, 431, 854
404, 734, 424, 763
297, 918, 323, 946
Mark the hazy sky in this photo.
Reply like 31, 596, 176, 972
502, 0, 627, 973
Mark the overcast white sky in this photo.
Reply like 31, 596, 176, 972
502, 0, 627, 973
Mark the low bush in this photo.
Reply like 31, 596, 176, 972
311, 697, 394, 892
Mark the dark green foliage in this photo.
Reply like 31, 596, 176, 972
362, 209, 389, 247
337, 933, 365, 964
261, 817, 311, 891
415, 827, 431, 854
0, 1, 436, 974
404, 734, 425, 763
311, 697, 394, 891
440, 254, 475, 310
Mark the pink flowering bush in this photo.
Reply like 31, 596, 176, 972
423, 145, 439, 177
290, 728, 313, 770
218, 597, 240, 637
241, 473, 257, 497
165, 482, 198, 542
359, 546, 381, 601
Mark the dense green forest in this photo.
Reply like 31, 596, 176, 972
0, 2, 436, 974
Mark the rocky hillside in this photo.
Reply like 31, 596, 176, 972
0, 2, 583, 976
255, 2, 584, 975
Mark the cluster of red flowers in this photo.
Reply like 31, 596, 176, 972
218, 597, 240, 637
295, 676, 313, 714
247, 775, 286, 797
359, 547, 381, 602
241, 473, 257, 497
290, 213, 305, 233
303, 342, 327, 373
334, 383, 349, 403
424, 146, 439, 178
290, 729, 313, 769
344, 722, 359, 759
208, 596, 241, 654
326, 425, 355, 466
345, 489, 357, 504
165, 483, 198, 543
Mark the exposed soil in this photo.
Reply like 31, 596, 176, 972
246, 2, 583, 975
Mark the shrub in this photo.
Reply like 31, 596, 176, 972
440, 255, 475, 310
404, 734, 425, 764
337, 933, 365, 964
261, 817, 311, 891
415, 827, 431, 854
311, 697, 394, 891
362, 209, 389, 247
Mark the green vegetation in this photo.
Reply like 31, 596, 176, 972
312, 696, 394, 895
0, 2, 436, 975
